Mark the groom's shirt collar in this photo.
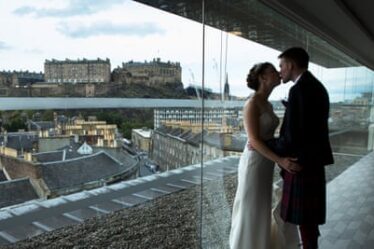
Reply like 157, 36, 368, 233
294, 73, 303, 84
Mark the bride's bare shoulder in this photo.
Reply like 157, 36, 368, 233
244, 95, 260, 111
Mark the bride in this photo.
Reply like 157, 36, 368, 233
229, 62, 301, 249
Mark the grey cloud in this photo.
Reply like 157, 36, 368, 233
13, 0, 127, 17
57, 21, 165, 38
13, 6, 37, 16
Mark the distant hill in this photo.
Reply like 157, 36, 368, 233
102, 82, 189, 99
5, 81, 192, 99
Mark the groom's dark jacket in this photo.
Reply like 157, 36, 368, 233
267, 70, 334, 224
268, 70, 334, 167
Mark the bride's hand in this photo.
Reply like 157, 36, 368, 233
277, 157, 302, 174
247, 141, 254, 150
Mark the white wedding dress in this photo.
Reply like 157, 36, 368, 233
229, 105, 299, 249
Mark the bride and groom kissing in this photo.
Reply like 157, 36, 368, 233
229, 47, 334, 249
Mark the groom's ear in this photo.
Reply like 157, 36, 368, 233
288, 60, 297, 71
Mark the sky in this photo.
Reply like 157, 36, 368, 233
0, 0, 373, 102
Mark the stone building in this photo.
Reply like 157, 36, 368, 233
0, 70, 44, 87
112, 58, 181, 85
151, 126, 200, 171
61, 118, 119, 148
151, 125, 246, 171
0, 132, 39, 158
44, 58, 111, 84
131, 128, 152, 153
154, 107, 243, 130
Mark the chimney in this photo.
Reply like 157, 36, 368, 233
223, 133, 232, 147
74, 134, 79, 143
3, 130, 8, 145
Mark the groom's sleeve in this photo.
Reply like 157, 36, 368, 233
266, 138, 288, 156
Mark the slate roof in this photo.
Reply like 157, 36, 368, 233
0, 133, 38, 151
0, 178, 39, 208
33, 150, 82, 163
40, 151, 126, 191
57, 142, 81, 152
0, 170, 8, 182
92, 147, 137, 166
154, 126, 246, 151
28, 121, 54, 130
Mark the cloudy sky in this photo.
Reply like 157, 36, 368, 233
0, 0, 373, 102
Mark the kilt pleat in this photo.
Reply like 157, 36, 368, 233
280, 166, 326, 225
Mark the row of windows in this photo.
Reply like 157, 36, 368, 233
47, 79, 106, 83
156, 110, 239, 114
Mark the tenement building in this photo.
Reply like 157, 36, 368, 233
44, 58, 111, 84
151, 125, 245, 171
112, 58, 181, 85
131, 128, 152, 153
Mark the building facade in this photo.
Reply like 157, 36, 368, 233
44, 58, 111, 84
0, 132, 39, 158
154, 107, 243, 131
60, 119, 119, 148
151, 127, 200, 171
151, 125, 246, 171
0, 70, 44, 87
112, 58, 181, 85
131, 128, 152, 153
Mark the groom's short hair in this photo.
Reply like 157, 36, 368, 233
278, 47, 309, 69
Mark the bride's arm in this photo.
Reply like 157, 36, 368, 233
245, 99, 301, 173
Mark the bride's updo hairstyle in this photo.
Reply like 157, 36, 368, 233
246, 62, 273, 91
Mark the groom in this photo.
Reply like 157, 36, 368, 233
268, 47, 334, 249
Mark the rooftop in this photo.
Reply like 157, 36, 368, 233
0, 133, 38, 152
45, 58, 110, 64
155, 126, 246, 151
27, 121, 54, 131
33, 150, 82, 163
0, 178, 39, 209
40, 151, 126, 191
122, 58, 181, 67
132, 128, 152, 138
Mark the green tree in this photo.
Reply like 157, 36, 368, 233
3, 111, 27, 132
42, 110, 54, 121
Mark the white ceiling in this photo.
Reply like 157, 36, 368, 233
260, 0, 374, 70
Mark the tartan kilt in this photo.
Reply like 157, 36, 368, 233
280, 166, 326, 225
